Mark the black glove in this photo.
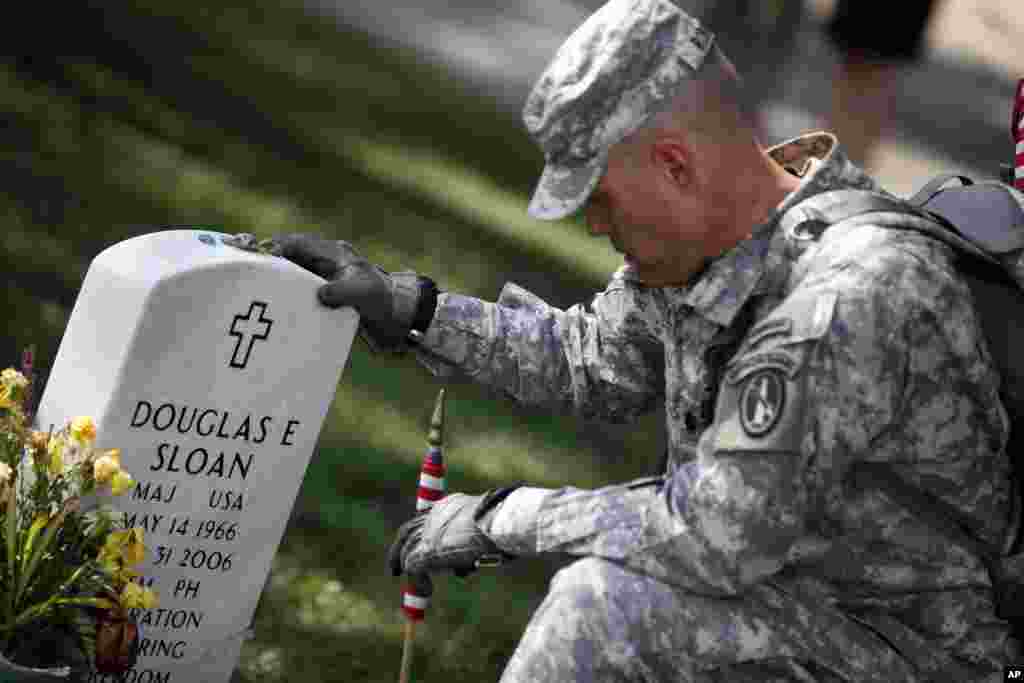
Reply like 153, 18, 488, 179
388, 490, 518, 580
269, 233, 438, 353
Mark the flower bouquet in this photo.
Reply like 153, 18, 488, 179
0, 350, 158, 680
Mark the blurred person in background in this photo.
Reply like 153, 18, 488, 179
700, 0, 805, 137
270, 0, 1017, 679
823, 0, 941, 167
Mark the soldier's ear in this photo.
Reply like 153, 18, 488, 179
650, 137, 694, 191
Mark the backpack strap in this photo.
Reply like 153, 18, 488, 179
788, 180, 1024, 257
782, 188, 1004, 266
906, 173, 974, 206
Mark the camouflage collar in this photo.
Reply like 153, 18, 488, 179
674, 132, 882, 327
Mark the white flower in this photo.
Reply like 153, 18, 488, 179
93, 450, 122, 484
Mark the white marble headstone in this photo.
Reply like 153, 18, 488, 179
35, 230, 358, 683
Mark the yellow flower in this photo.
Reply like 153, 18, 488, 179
119, 582, 144, 608
141, 587, 158, 609
120, 582, 159, 610
70, 417, 97, 445
103, 527, 146, 568
112, 566, 141, 584
0, 369, 28, 391
110, 470, 133, 496
98, 541, 119, 570
100, 529, 129, 567
93, 449, 122, 483
0, 388, 12, 410
48, 439, 64, 477
102, 528, 130, 551
122, 527, 146, 566
47, 433, 65, 461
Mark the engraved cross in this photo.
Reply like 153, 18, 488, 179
228, 301, 273, 369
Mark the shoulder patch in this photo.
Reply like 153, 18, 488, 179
707, 291, 836, 452
738, 369, 786, 437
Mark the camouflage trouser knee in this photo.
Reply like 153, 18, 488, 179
497, 557, 922, 683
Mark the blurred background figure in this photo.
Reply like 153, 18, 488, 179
698, 0, 806, 138
823, 0, 941, 168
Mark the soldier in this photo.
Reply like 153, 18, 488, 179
271, 0, 1018, 679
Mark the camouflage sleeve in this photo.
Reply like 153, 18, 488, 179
482, 233, 970, 595
411, 275, 665, 423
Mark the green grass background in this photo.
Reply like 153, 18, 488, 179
0, 2, 666, 680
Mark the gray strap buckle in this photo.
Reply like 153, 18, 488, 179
474, 554, 505, 569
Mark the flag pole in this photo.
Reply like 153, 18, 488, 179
398, 388, 447, 683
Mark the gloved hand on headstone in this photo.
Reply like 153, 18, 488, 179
268, 233, 438, 353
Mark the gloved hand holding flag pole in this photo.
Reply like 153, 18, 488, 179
398, 388, 447, 683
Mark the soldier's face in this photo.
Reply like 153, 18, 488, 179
585, 135, 728, 286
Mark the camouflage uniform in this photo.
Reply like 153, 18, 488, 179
413, 132, 1020, 681
404, 1, 1019, 680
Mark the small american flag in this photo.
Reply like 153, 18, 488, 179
416, 447, 446, 510
401, 388, 447, 622
401, 585, 430, 622
1013, 79, 1024, 192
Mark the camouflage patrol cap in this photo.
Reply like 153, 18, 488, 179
524, 0, 715, 220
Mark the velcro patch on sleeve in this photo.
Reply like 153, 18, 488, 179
741, 291, 838, 352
